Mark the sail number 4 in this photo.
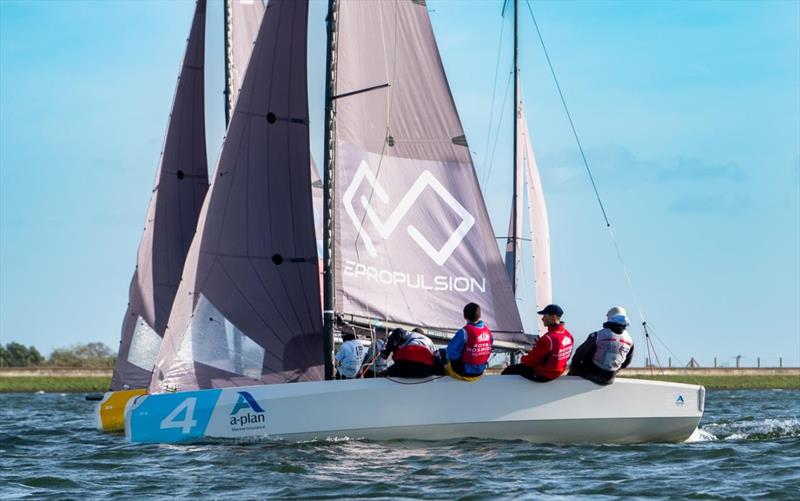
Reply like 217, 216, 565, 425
160, 397, 198, 433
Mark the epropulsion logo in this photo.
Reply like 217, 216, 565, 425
229, 391, 265, 427
343, 160, 475, 266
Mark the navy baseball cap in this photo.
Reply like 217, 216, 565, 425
537, 304, 564, 316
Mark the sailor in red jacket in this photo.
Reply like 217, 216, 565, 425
502, 304, 574, 382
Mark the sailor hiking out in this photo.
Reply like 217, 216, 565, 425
380, 327, 438, 378
445, 303, 494, 380
569, 306, 634, 385
502, 304, 574, 382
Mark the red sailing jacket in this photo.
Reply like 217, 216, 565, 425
393, 344, 434, 366
521, 324, 574, 380
461, 323, 493, 365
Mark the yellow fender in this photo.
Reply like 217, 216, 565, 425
96, 388, 147, 432
444, 363, 482, 382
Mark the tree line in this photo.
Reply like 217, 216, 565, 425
0, 342, 116, 368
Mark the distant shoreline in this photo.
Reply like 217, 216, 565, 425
1, 367, 798, 392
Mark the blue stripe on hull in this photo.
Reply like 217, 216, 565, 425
128, 389, 222, 443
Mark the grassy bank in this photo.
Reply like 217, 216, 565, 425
635, 375, 800, 390
0, 377, 111, 393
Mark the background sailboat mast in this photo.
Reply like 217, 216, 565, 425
322, 0, 339, 380
509, 0, 521, 294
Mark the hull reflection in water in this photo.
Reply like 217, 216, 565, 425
125, 377, 704, 444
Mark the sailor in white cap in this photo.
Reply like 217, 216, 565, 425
568, 307, 635, 385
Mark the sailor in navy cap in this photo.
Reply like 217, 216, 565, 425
501, 304, 574, 382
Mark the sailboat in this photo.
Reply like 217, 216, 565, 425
124, 0, 704, 445
96, 0, 210, 431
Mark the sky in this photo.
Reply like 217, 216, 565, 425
0, 0, 798, 367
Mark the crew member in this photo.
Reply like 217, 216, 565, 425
569, 307, 634, 385
335, 331, 365, 379
380, 327, 437, 378
359, 333, 388, 378
445, 303, 493, 379
502, 304, 573, 382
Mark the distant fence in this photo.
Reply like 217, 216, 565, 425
621, 367, 799, 376
644, 356, 792, 369
0, 368, 113, 378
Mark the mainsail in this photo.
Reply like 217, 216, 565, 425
331, 0, 526, 344
111, 0, 209, 391
225, 0, 265, 121
151, 0, 322, 392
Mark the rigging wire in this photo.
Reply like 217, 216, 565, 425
482, 70, 514, 189
479, 7, 508, 186
524, 0, 610, 228
524, 0, 696, 375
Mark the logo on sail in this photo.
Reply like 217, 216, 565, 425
343, 160, 475, 266
229, 391, 266, 428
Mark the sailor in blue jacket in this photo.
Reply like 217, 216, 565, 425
445, 303, 493, 377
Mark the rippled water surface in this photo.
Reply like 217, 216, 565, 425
1, 389, 798, 499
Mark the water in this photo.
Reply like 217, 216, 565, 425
1, 390, 798, 499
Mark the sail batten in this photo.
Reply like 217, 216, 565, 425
151, 0, 321, 393
332, 0, 527, 345
111, 0, 209, 391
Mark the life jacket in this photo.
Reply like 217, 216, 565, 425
592, 328, 633, 372
534, 325, 574, 379
392, 332, 435, 366
460, 323, 493, 366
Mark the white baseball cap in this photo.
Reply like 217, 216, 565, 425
606, 306, 627, 320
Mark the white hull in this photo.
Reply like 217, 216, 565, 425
125, 376, 704, 444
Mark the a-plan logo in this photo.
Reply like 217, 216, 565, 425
343, 160, 475, 266
229, 391, 266, 427
675, 395, 685, 406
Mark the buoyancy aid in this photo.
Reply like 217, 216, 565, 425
592, 328, 633, 372
460, 323, 493, 365
523, 324, 573, 379
393, 332, 435, 366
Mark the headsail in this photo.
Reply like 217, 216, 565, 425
111, 0, 209, 391
504, 99, 552, 333
151, 0, 321, 392
332, 0, 526, 344
225, 0, 265, 121
520, 102, 552, 315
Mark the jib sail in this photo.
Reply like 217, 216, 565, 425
111, 0, 209, 391
151, 0, 322, 392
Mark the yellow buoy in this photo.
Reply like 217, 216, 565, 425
96, 388, 147, 432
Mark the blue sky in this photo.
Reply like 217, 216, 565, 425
1, 0, 798, 367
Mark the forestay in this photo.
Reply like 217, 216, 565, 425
332, 0, 527, 345
151, 0, 322, 392
111, 0, 209, 391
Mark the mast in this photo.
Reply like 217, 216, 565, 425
322, 0, 339, 380
223, 0, 231, 125
507, 0, 521, 294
